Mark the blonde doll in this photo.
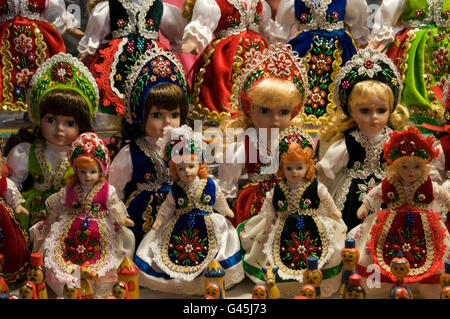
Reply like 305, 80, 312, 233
217, 43, 309, 228
239, 125, 347, 298
134, 125, 244, 296
41, 132, 135, 297
349, 125, 450, 299
317, 48, 409, 232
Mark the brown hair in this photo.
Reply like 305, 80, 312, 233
169, 155, 208, 180
65, 157, 105, 188
277, 143, 315, 182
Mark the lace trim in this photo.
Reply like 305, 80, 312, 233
175, 178, 214, 215
135, 137, 173, 186
214, 0, 259, 39
276, 180, 310, 217
295, 0, 344, 33
137, 0, 159, 40
110, 37, 128, 100
70, 181, 107, 218
402, 0, 435, 28
435, 0, 450, 27
34, 141, 70, 192
111, 0, 137, 38
385, 175, 430, 210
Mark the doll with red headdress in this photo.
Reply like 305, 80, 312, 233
217, 43, 309, 228
40, 132, 135, 297
349, 125, 450, 299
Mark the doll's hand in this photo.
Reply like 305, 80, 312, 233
357, 204, 369, 220
78, 52, 90, 62
152, 218, 162, 231
119, 216, 135, 227
225, 209, 234, 219
14, 204, 29, 216
333, 209, 342, 220
66, 27, 85, 39
182, 39, 199, 54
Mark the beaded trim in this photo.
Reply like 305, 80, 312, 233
137, 0, 160, 40
385, 174, 430, 210
70, 181, 107, 218
111, 0, 137, 38
174, 178, 214, 215
402, 0, 435, 28
276, 180, 310, 217
435, 0, 450, 28
295, 0, 344, 33
110, 37, 128, 100
214, 0, 260, 39
136, 137, 172, 186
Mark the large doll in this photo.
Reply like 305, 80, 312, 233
6, 53, 98, 232
77, 0, 187, 122
317, 48, 409, 231
41, 132, 135, 297
109, 46, 190, 248
369, 0, 449, 123
0, 0, 80, 112
350, 125, 450, 299
180, 0, 275, 125
239, 125, 347, 298
271, 0, 370, 125
134, 125, 244, 296
217, 43, 309, 227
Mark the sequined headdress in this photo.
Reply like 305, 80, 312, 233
383, 125, 439, 165
333, 48, 402, 116
124, 46, 188, 126
29, 53, 98, 125
67, 132, 111, 174
157, 125, 205, 163
234, 43, 309, 118
278, 125, 315, 155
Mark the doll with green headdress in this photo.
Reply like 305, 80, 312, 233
5, 53, 98, 234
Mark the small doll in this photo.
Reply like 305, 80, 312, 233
299, 284, 316, 299
369, 0, 449, 122
218, 43, 309, 227
180, 0, 275, 124
18, 281, 38, 299
0, 0, 80, 112
134, 125, 244, 296
239, 125, 347, 298
109, 46, 189, 248
252, 284, 269, 299
302, 257, 322, 299
317, 48, 409, 231
77, 0, 187, 120
62, 280, 81, 299
339, 237, 360, 299
349, 125, 450, 299
0, 152, 29, 281
388, 251, 413, 299
6, 53, 98, 232
26, 253, 47, 299
40, 132, 135, 297
203, 259, 226, 298
205, 282, 224, 299
343, 273, 366, 299
112, 281, 129, 299
272, 0, 370, 125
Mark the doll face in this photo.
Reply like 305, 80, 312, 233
300, 285, 316, 299
205, 283, 221, 299
344, 288, 364, 299
19, 283, 34, 299
252, 286, 267, 299
77, 163, 101, 187
342, 250, 359, 268
144, 105, 181, 138
112, 284, 127, 299
303, 269, 322, 286
349, 96, 390, 136
391, 263, 409, 280
440, 273, 450, 287
27, 268, 44, 284
40, 113, 80, 147
282, 160, 308, 184
250, 104, 292, 131
441, 287, 450, 299
397, 157, 424, 184
176, 161, 200, 183
63, 285, 78, 299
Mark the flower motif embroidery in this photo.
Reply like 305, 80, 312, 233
415, 193, 426, 202
151, 56, 172, 78
384, 224, 425, 265
353, 161, 363, 171
300, 13, 310, 23
301, 199, 311, 209
277, 200, 287, 211
16, 68, 33, 87
341, 80, 350, 90
432, 48, 449, 70
280, 230, 322, 270
415, 9, 425, 19
91, 202, 101, 213
169, 227, 208, 266
355, 51, 382, 77
443, 10, 450, 20
307, 86, 326, 109
357, 177, 377, 202
327, 11, 339, 23
226, 15, 238, 27
267, 52, 293, 78
146, 19, 155, 31
63, 227, 100, 265
311, 53, 332, 75
144, 173, 155, 183
117, 19, 127, 29
51, 62, 73, 83
177, 197, 188, 208
201, 194, 212, 205
14, 33, 33, 54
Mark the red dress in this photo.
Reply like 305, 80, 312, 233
0, 0, 65, 112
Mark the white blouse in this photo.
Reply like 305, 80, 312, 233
77, 0, 187, 54
272, 0, 369, 46
370, 0, 406, 43
3, 177, 25, 209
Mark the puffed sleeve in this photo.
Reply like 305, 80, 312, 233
272, 0, 296, 43
370, 0, 405, 43
6, 142, 31, 191
361, 183, 383, 212
216, 140, 246, 199
45, 187, 67, 225
181, 0, 221, 53
156, 190, 176, 225
106, 184, 130, 222
213, 183, 232, 216
317, 182, 341, 220
258, 188, 276, 220
77, 1, 111, 55
160, 3, 188, 52
429, 142, 445, 184
344, 0, 369, 47
316, 138, 349, 181
43, 0, 79, 34
259, 0, 276, 42
5, 177, 25, 209
434, 182, 450, 206
108, 145, 133, 201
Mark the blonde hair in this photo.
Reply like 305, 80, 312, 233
65, 157, 104, 188
169, 155, 209, 180
277, 144, 315, 182
386, 156, 430, 180
319, 80, 409, 146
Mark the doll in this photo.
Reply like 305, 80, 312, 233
62, 280, 81, 299
339, 237, 360, 299
0, 0, 80, 113
134, 125, 244, 296
239, 125, 347, 298
109, 46, 189, 248
18, 281, 38, 299
271, 0, 370, 125
181, 0, 276, 125
40, 132, 135, 297
388, 251, 413, 299
342, 273, 366, 299
6, 53, 98, 233
317, 48, 409, 232
26, 253, 47, 299
349, 125, 450, 299
0, 152, 29, 281
217, 43, 309, 228
112, 281, 129, 299
441, 260, 450, 298
77, 0, 187, 121
369, 0, 449, 123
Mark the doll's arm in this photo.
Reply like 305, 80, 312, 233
369, 0, 405, 47
160, 3, 188, 52
316, 139, 349, 188
434, 182, 450, 212
107, 185, 134, 227
317, 182, 342, 220
258, 0, 277, 43
272, 0, 296, 43
42, 0, 79, 34
429, 143, 445, 184
357, 183, 383, 219
213, 185, 234, 218
152, 190, 176, 231
6, 142, 31, 191
216, 159, 245, 200
260, 189, 276, 233
107, 145, 133, 201
181, 0, 220, 54
44, 187, 67, 229
5, 177, 28, 215
344, 0, 369, 48
77, 1, 111, 59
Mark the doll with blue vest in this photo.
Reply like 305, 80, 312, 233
134, 125, 244, 296
108, 46, 190, 249
239, 125, 347, 298
271, 0, 370, 125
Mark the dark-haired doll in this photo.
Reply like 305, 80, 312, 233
6, 53, 98, 233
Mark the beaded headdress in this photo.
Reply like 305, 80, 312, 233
124, 46, 188, 126
234, 43, 309, 118
278, 125, 315, 155
29, 53, 98, 125
333, 48, 402, 116
67, 132, 111, 174
383, 125, 439, 165
157, 125, 205, 163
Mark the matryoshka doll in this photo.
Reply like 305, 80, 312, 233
26, 253, 47, 299
339, 237, 360, 298
343, 273, 365, 299
388, 251, 413, 299
303, 257, 322, 299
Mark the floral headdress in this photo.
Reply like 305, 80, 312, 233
333, 48, 402, 116
383, 125, 439, 165
234, 43, 309, 118
124, 46, 188, 126
67, 132, 111, 174
28, 53, 98, 125
278, 125, 315, 155
157, 125, 205, 163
